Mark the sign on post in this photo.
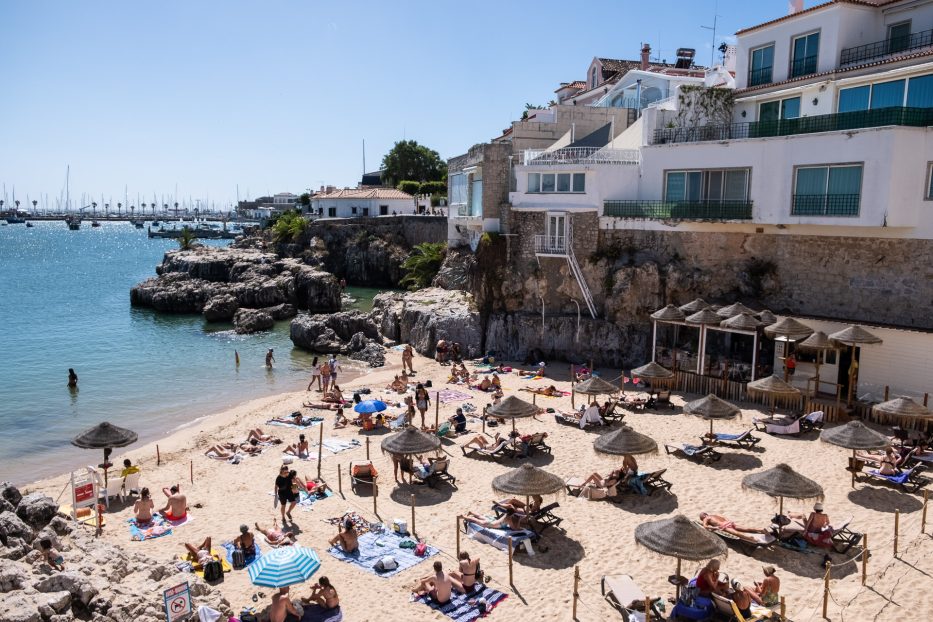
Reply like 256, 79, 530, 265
70, 470, 99, 524
163, 582, 191, 622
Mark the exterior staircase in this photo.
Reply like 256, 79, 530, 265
565, 219, 597, 319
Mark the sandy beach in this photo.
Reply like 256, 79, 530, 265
21, 349, 933, 621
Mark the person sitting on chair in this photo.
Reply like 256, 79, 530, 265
750, 565, 780, 607
790, 503, 833, 548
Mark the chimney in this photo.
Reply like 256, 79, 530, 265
641, 43, 651, 70
788, 0, 804, 14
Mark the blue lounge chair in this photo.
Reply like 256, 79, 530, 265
665, 443, 722, 463
861, 466, 928, 494
706, 429, 761, 449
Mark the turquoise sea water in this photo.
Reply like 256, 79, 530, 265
0, 222, 377, 485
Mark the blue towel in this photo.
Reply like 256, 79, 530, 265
221, 541, 262, 566
869, 469, 912, 484
714, 432, 746, 441
128, 515, 173, 541
327, 530, 438, 578
680, 444, 707, 456
267, 419, 323, 429
414, 583, 508, 621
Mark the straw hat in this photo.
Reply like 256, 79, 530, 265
380, 426, 441, 456
631, 361, 675, 379
716, 302, 756, 318
491, 463, 564, 497
574, 376, 621, 396
820, 421, 889, 450
634, 515, 727, 561
763, 318, 814, 341
650, 304, 686, 322
678, 298, 709, 314
720, 312, 763, 331
685, 308, 723, 325
742, 463, 824, 500
594, 426, 659, 456
829, 325, 883, 346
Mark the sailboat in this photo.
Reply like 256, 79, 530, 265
63, 166, 81, 230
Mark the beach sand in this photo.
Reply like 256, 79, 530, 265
23, 350, 933, 621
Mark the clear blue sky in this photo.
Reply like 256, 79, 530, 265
0, 0, 787, 209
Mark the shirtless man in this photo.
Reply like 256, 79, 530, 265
234, 524, 254, 551
265, 348, 275, 369
463, 507, 525, 531
283, 434, 310, 459
329, 520, 359, 553
254, 521, 296, 546
159, 485, 187, 521
414, 561, 455, 605
699, 512, 768, 542
402, 345, 415, 375
269, 586, 299, 622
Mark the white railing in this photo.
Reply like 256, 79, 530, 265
519, 147, 640, 166
534, 235, 567, 255
565, 219, 597, 318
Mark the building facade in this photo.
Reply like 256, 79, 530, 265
310, 188, 415, 218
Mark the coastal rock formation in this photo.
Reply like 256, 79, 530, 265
0, 484, 230, 622
289, 312, 386, 366
233, 308, 274, 334
202, 294, 239, 322
371, 288, 482, 358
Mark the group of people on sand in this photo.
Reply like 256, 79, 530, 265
268, 578, 341, 622
306, 355, 343, 394
700, 502, 835, 551
412, 554, 482, 605
131, 482, 188, 524
274, 464, 330, 523
434, 340, 462, 365
463, 495, 543, 531
695, 559, 781, 614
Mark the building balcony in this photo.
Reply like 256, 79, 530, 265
604, 200, 754, 221
652, 106, 933, 145
519, 147, 639, 166
788, 55, 818, 79
451, 203, 481, 218
747, 66, 773, 87
791, 194, 860, 217
840, 29, 933, 67
534, 234, 567, 256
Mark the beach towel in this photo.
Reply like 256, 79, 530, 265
160, 512, 192, 527
128, 515, 173, 541
324, 511, 377, 535
413, 583, 508, 621
221, 541, 262, 567
267, 419, 323, 430
187, 549, 231, 577
321, 438, 361, 453
327, 530, 438, 578
463, 522, 535, 554
297, 488, 333, 509
299, 604, 343, 622
436, 389, 473, 403
284, 450, 322, 461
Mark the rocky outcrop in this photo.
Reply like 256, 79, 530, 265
233, 308, 274, 334
202, 294, 239, 322
289, 312, 386, 366
0, 483, 230, 622
371, 288, 482, 358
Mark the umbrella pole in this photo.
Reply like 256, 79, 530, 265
847, 345, 856, 408
851, 449, 857, 488
102, 449, 109, 487
676, 558, 682, 601
317, 418, 324, 479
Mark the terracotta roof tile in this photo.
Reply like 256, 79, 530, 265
736, 0, 906, 36
555, 80, 587, 93
314, 188, 413, 200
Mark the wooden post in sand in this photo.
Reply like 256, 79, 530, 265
410, 494, 416, 537
455, 516, 461, 557
780, 597, 786, 620
822, 563, 831, 619
532, 393, 536, 405
644, 598, 651, 621
365, 437, 370, 460
156, 445, 160, 466
894, 509, 900, 557
189, 460, 193, 484
507, 537, 514, 586
337, 465, 342, 496
861, 533, 868, 585
922, 491, 929, 534
482, 407, 487, 436
317, 420, 324, 479
435, 397, 439, 431
571, 566, 580, 620
373, 481, 378, 518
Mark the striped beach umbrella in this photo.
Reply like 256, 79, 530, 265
248, 547, 320, 588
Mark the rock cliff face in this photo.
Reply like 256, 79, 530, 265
131, 246, 340, 328
371, 288, 483, 358
289, 311, 385, 367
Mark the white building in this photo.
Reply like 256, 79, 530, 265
310, 188, 415, 218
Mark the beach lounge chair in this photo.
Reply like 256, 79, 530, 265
412, 457, 457, 489
349, 460, 378, 493
710, 594, 771, 622
664, 443, 722, 463
122, 471, 142, 499
492, 501, 564, 534
828, 517, 863, 554
461, 439, 515, 461
602, 400, 626, 423
753, 410, 824, 436
97, 476, 126, 508
859, 465, 928, 494
649, 389, 675, 411
554, 410, 583, 426
640, 469, 674, 496
461, 519, 538, 554
525, 431, 551, 455
601, 574, 663, 621
701, 521, 777, 556
706, 429, 761, 450
565, 477, 618, 500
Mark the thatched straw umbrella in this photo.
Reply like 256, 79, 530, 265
829, 325, 883, 408
634, 515, 727, 599
491, 463, 564, 508
631, 361, 674, 380
716, 302, 756, 319
757, 310, 777, 326
872, 397, 932, 428
742, 463, 823, 517
798, 331, 835, 397
685, 393, 740, 436
685, 308, 722, 325
651, 304, 686, 323
764, 318, 814, 382
72, 422, 139, 485
821, 421, 889, 487
679, 298, 709, 314
486, 395, 540, 432
380, 426, 441, 457
573, 376, 620, 408
720, 312, 762, 331
594, 425, 658, 456
747, 375, 801, 416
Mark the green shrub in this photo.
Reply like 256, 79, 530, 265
397, 180, 421, 196
399, 242, 446, 291
272, 210, 308, 242
420, 181, 447, 196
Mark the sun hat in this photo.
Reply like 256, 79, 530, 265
814, 502, 824, 512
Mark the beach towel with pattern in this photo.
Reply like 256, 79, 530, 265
267, 419, 323, 430
128, 514, 173, 541
436, 389, 473, 403
413, 583, 508, 621
464, 522, 535, 553
327, 530, 438, 577
321, 438, 361, 453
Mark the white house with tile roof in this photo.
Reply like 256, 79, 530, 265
310, 187, 415, 218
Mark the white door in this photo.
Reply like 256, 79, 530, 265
546, 213, 566, 252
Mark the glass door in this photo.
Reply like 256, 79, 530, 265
546, 213, 566, 253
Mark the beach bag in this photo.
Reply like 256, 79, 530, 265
414, 542, 427, 557
373, 556, 398, 572
203, 560, 223, 582
231, 549, 246, 569
425, 380, 433, 388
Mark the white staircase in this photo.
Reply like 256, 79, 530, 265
565, 220, 597, 319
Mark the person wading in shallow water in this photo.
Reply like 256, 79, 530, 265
67, 368, 78, 388
266, 348, 275, 369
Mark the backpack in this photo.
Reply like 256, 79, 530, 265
203, 560, 223, 582
414, 542, 427, 557
231, 549, 246, 570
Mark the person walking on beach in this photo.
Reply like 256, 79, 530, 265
402, 344, 415, 375
67, 368, 78, 388
328, 355, 341, 386
414, 383, 430, 429
320, 359, 332, 394
266, 348, 276, 369
307, 356, 321, 391
274, 465, 298, 522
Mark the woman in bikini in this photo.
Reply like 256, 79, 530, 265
322, 385, 344, 404
255, 520, 296, 546
284, 434, 310, 459
133, 487, 154, 524
414, 384, 430, 428
449, 551, 480, 593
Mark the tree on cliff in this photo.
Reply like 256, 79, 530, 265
400, 242, 446, 291
381, 140, 447, 187
178, 227, 197, 250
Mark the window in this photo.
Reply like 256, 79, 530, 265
449, 173, 468, 205
664, 169, 750, 202
527, 172, 585, 193
759, 97, 800, 122
839, 74, 933, 112
838, 85, 870, 113
870, 79, 905, 109
907, 74, 933, 108
793, 164, 862, 216
351, 206, 358, 215
379, 205, 388, 216
791, 32, 819, 78
327, 207, 336, 217
471, 180, 483, 216
591, 67, 597, 89
749, 44, 774, 86
888, 21, 911, 54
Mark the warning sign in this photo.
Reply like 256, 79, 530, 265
163, 582, 191, 622
74, 483, 95, 504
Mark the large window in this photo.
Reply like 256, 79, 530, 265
449, 173, 468, 205
759, 96, 801, 122
791, 32, 820, 78
870, 79, 906, 109
749, 44, 774, 86
793, 164, 863, 216
664, 169, 750, 202
470, 180, 483, 217
528, 172, 585, 193
888, 21, 911, 54
838, 73, 933, 112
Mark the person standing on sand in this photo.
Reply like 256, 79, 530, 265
266, 348, 276, 369
307, 356, 321, 391
402, 344, 415, 375
67, 368, 78, 388
414, 384, 430, 429
269, 587, 299, 622
320, 359, 332, 394
328, 355, 341, 386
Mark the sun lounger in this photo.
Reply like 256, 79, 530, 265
754, 410, 824, 436
640, 469, 673, 496
664, 443, 722, 463
525, 431, 551, 455
349, 460, 378, 493
462, 519, 537, 554
860, 465, 928, 494
565, 477, 618, 500
710, 594, 771, 622
648, 389, 675, 411
460, 440, 515, 461
706, 429, 761, 449
492, 501, 563, 534
776, 515, 863, 554
554, 410, 583, 426
601, 574, 663, 621
602, 400, 626, 423
411, 457, 457, 489
702, 522, 776, 556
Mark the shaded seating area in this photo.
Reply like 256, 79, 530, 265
460, 439, 515, 461
410, 456, 457, 489
753, 411, 824, 436
664, 443, 722, 463
525, 431, 551, 455
492, 500, 564, 534
777, 516, 863, 554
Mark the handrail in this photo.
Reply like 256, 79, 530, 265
841, 28, 933, 66
520, 147, 640, 166
604, 200, 754, 220
791, 194, 860, 217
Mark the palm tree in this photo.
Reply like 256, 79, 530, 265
178, 226, 197, 250
399, 242, 446, 291
117, 202, 122, 217
31, 199, 37, 213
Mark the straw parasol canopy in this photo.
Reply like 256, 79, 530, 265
631, 361, 674, 380
594, 425, 658, 456
679, 298, 709, 314
716, 302, 756, 318
491, 463, 564, 498
799, 331, 834, 351
574, 376, 621, 396
757, 310, 777, 325
742, 463, 823, 516
651, 304, 686, 323
829, 325, 883, 346
747, 375, 800, 396
763, 317, 814, 341
380, 426, 441, 456
634, 514, 726, 599
685, 393, 740, 435
685, 308, 722, 325
720, 312, 762, 331
486, 395, 540, 432
72, 421, 138, 484
872, 397, 932, 422
820, 420, 889, 450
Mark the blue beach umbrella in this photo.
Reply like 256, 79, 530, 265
354, 399, 387, 414
247, 547, 321, 588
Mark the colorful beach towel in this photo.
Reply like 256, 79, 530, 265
128, 515, 173, 541
297, 488, 333, 509
324, 512, 376, 535
160, 512, 192, 527
321, 438, 361, 453
299, 604, 344, 622
464, 522, 536, 554
436, 389, 473, 403
221, 541, 262, 567
327, 530, 438, 578
413, 583, 508, 621
267, 419, 323, 430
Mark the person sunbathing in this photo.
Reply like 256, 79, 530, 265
254, 520, 296, 546
856, 446, 902, 475
246, 429, 280, 444
411, 454, 446, 479
302, 401, 343, 410
205, 443, 239, 460
498, 494, 542, 514
463, 433, 511, 454
476, 377, 493, 392
270, 412, 310, 426
387, 375, 408, 392
414, 561, 455, 605
301, 474, 330, 497
582, 469, 625, 492
731, 581, 754, 619
183, 538, 218, 567
322, 386, 344, 403
516, 363, 546, 378
527, 385, 561, 396
160, 485, 187, 521
301, 576, 340, 614
580, 401, 604, 428
699, 512, 769, 542
751, 565, 780, 607
695, 559, 727, 596
490, 373, 501, 389
789, 503, 833, 548
329, 519, 359, 553
283, 434, 310, 459
463, 507, 525, 531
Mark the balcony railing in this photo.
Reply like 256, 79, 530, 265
534, 234, 567, 255
453, 204, 475, 217
789, 55, 818, 79
519, 147, 639, 166
791, 194, 860, 217
653, 106, 933, 144
747, 66, 773, 87
840, 29, 933, 66
603, 200, 754, 220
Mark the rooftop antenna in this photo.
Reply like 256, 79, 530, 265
701, 0, 721, 67
362, 138, 366, 176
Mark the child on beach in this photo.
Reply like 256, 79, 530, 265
40, 539, 64, 570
